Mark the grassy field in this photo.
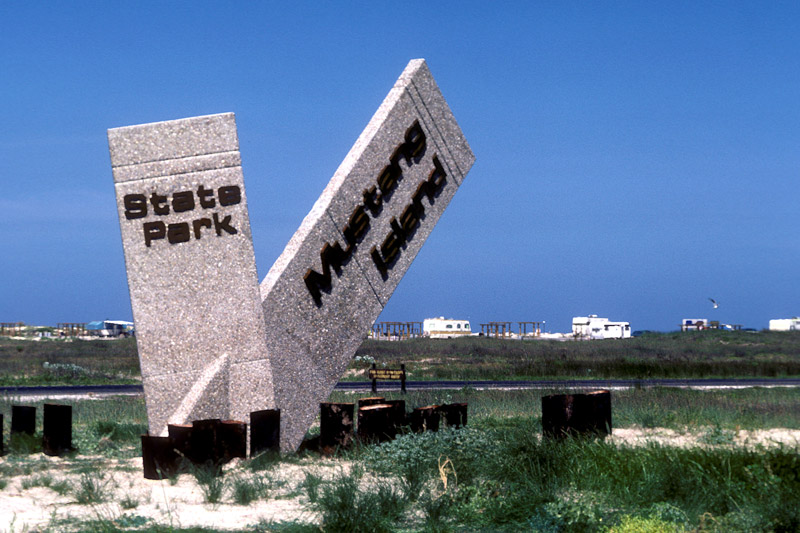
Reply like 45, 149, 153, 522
0, 337, 139, 386
1, 332, 799, 530
1, 387, 799, 531
3, 330, 800, 387
355, 330, 800, 380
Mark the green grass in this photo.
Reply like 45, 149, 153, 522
2, 391, 798, 532
353, 330, 800, 380
73, 472, 110, 504
353, 422, 800, 531
329, 386, 800, 430
0, 336, 140, 386
4, 330, 800, 387
2, 332, 800, 531
305, 466, 408, 533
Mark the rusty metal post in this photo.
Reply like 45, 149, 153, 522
190, 419, 222, 466
42, 403, 72, 456
11, 405, 36, 436
410, 405, 440, 432
320, 402, 354, 454
167, 424, 193, 465
220, 420, 247, 461
542, 390, 612, 439
383, 399, 407, 428
580, 390, 612, 436
141, 435, 178, 480
250, 409, 280, 457
438, 403, 468, 428
357, 404, 397, 443
357, 397, 385, 409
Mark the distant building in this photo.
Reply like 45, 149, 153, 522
681, 318, 710, 331
423, 317, 472, 339
572, 315, 631, 339
769, 317, 800, 331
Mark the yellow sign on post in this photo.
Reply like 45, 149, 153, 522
368, 369, 405, 380
369, 364, 407, 393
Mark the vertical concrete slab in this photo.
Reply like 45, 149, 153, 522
108, 113, 274, 436
261, 59, 475, 450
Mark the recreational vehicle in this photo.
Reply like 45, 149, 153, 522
769, 317, 800, 331
85, 320, 135, 338
423, 317, 472, 339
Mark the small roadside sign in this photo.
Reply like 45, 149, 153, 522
369, 363, 406, 393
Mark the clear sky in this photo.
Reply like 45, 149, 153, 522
1, 2, 798, 333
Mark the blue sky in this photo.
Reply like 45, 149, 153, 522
1, 2, 798, 333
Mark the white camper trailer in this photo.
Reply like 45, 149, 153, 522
423, 317, 472, 339
769, 318, 800, 331
572, 315, 631, 339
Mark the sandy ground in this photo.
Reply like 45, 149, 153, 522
1, 428, 799, 532
0, 454, 338, 532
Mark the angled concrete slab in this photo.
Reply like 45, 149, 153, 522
109, 113, 274, 436
261, 59, 475, 450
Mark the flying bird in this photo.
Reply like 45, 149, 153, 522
708, 298, 719, 309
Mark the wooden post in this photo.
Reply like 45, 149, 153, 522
42, 403, 72, 456
400, 363, 406, 394
542, 390, 612, 439
371, 362, 377, 393
0, 414, 3, 455
320, 402, 354, 454
11, 405, 36, 436
250, 409, 280, 457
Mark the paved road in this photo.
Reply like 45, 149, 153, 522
2, 377, 800, 399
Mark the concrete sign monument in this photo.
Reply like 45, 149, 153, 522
260, 59, 474, 449
108, 114, 274, 437
109, 59, 474, 451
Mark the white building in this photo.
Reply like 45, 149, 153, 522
423, 317, 472, 339
572, 315, 631, 339
769, 317, 800, 331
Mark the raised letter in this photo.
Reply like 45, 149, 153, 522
172, 191, 195, 213
402, 121, 426, 164
342, 205, 370, 250
218, 185, 241, 206
193, 218, 212, 239
143, 222, 166, 247
213, 213, 237, 236
124, 194, 147, 219
150, 193, 169, 216
168, 222, 191, 244
197, 185, 216, 208
399, 201, 423, 237
362, 186, 383, 217
304, 242, 349, 306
